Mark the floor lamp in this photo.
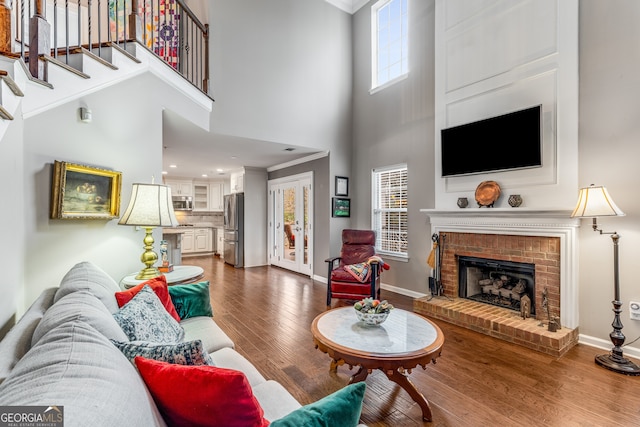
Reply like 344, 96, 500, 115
571, 184, 640, 375
119, 183, 179, 280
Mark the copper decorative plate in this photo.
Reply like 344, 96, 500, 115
475, 181, 501, 207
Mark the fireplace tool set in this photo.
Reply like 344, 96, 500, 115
427, 233, 449, 301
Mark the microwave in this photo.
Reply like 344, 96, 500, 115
172, 196, 193, 211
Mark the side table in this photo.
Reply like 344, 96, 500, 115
120, 265, 205, 289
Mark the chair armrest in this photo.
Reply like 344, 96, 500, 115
325, 256, 342, 264
325, 256, 342, 273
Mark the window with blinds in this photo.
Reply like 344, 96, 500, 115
372, 165, 408, 257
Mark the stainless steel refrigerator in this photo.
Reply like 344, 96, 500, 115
223, 193, 244, 268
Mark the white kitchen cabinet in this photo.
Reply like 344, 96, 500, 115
194, 228, 212, 252
209, 182, 224, 211
165, 179, 193, 196
230, 172, 244, 193
192, 181, 223, 212
193, 182, 210, 211
181, 229, 195, 253
183, 228, 212, 254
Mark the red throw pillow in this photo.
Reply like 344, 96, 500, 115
135, 357, 270, 427
115, 276, 181, 322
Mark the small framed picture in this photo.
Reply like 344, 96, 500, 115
50, 160, 122, 220
332, 197, 350, 218
335, 176, 349, 196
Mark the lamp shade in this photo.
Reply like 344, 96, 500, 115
571, 184, 625, 218
118, 183, 179, 227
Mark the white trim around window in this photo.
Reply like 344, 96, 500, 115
371, 164, 408, 260
370, 0, 409, 93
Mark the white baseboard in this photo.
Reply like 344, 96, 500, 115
578, 334, 640, 360
313, 274, 327, 284
380, 283, 427, 299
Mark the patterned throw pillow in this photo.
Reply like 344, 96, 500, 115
113, 285, 184, 343
115, 276, 181, 322
111, 339, 215, 366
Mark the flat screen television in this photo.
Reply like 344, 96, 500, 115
440, 105, 542, 177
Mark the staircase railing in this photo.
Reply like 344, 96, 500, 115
0, 0, 209, 94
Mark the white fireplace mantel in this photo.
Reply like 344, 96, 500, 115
420, 208, 581, 329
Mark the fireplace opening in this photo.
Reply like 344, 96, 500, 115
458, 256, 535, 315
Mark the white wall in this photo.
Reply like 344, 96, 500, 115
0, 114, 25, 330
18, 72, 209, 315
434, 0, 579, 209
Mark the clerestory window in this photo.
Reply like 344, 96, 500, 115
371, 0, 409, 92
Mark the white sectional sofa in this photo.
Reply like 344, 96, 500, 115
0, 262, 365, 426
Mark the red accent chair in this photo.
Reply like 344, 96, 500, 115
326, 229, 382, 308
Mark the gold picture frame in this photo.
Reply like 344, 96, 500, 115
50, 161, 122, 220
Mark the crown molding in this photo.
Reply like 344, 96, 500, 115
324, 0, 369, 14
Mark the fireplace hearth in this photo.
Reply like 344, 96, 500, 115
416, 208, 581, 356
458, 256, 535, 315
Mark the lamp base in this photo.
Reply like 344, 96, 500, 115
135, 266, 161, 281
595, 353, 640, 376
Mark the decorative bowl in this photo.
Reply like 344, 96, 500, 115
355, 309, 389, 325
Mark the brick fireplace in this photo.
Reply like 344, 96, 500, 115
441, 232, 559, 321
416, 209, 581, 356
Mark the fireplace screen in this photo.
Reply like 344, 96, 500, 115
458, 256, 535, 315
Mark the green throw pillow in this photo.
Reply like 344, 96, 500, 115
270, 382, 366, 427
167, 281, 213, 320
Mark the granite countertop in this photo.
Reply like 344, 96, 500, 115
162, 228, 186, 234
162, 223, 220, 234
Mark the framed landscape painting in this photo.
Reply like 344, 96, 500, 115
332, 197, 350, 218
50, 161, 122, 220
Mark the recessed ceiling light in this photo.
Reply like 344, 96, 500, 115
169, 164, 177, 168
162, 171, 168, 175
202, 174, 208, 178
216, 168, 223, 172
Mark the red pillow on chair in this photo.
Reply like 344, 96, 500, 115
135, 357, 270, 427
115, 276, 181, 322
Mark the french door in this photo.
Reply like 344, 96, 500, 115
268, 173, 313, 276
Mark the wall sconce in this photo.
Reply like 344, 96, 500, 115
79, 107, 92, 123
571, 184, 640, 376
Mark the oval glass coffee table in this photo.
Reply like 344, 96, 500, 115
311, 307, 444, 421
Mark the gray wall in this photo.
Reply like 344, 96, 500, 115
578, 0, 640, 348
268, 155, 330, 276
209, 0, 352, 152
351, 1, 436, 295
208, 0, 353, 257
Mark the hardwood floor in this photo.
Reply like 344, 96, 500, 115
187, 255, 640, 426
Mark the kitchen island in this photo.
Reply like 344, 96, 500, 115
163, 223, 218, 259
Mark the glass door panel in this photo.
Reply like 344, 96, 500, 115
268, 174, 313, 276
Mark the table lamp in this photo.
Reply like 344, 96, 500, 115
119, 183, 179, 280
571, 184, 640, 375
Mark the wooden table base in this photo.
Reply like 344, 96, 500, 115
312, 308, 444, 423
341, 364, 433, 422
